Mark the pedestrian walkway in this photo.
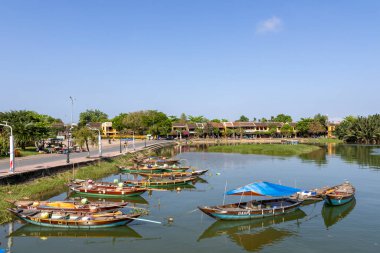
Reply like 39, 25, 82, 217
0, 141, 176, 185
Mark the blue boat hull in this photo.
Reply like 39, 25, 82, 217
324, 195, 355, 206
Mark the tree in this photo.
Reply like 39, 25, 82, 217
308, 121, 326, 136
211, 119, 221, 123
336, 114, 380, 144
274, 114, 292, 123
72, 127, 97, 155
221, 118, 229, 122
112, 113, 128, 132
252, 117, 257, 122
268, 124, 278, 138
188, 115, 208, 123
314, 113, 328, 128
260, 117, 268, 122
0, 110, 55, 150
168, 115, 179, 122
79, 109, 108, 126
280, 124, 293, 138
179, 113, 187, 123
237, 115, 249, 122
296, 118, 313, 137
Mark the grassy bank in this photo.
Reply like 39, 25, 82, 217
0, 152, 149, 225
208, 144, 321, 156
302, 138, 343, 144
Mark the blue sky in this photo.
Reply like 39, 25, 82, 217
0, 0, 379, 123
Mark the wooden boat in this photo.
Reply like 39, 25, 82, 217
198, 198, 302, 220
10, 224, 142, 239
143, 157, 180, 165
139, 169, 208, 178
69, 193, 149, 205
118, 165, 164, 174
322, 181, 355, 206
70, 185, 146, 198
124, 177, 197, 188
7, 200, 127, 213
8, 208, 141, 229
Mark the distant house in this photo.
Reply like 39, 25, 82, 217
101, 122, 118, 137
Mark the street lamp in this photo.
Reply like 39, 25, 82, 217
87, 125, 102, 157
0, 121, 15, 173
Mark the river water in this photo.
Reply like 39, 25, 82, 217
1, 144, 379, 253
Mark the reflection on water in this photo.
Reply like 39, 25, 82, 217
322, 198, 356, 229
335, 145, 380, 168
172, 143, 380, 169
198, 210, 306, 252
10, 224, 142, 239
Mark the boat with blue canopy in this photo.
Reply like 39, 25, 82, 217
198, 181, 302, 220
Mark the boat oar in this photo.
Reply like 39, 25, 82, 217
129, 217, 162, 224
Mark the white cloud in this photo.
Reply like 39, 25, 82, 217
256, 16, 283, 34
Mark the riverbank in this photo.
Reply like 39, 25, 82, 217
185, 137, 342, 145
207, 143, 321, 156
0, 151, 153, 225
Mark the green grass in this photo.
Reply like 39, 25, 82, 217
302, 138, 343, 144
0, 151, 150, 224
208, 144, 321, 156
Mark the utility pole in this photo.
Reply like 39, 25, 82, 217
0, 121, 15, 173
67, 96, 74, 164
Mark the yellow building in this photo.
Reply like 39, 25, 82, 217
101, 122, 118, 137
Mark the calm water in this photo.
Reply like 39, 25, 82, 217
1, 144, 380, 253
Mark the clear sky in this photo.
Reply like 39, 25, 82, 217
1, 0, 379, 123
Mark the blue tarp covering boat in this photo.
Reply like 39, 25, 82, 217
226, 181, 301, 197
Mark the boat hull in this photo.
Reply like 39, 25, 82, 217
70, 187, 146, 198
198, 198, 301, 221
323, 195, 354, 206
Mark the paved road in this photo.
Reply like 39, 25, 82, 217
0, 139, 168, 172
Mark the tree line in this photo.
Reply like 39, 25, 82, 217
1, 109, 379, 156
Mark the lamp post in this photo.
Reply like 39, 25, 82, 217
132, 131, 135, 150
0, 121, 15, 173
66, 128, 70, 163
87, 125, 102, 157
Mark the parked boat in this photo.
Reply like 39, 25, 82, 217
118, 165, 163, 174
139, 169, 208, 178
198, 181, 302, 220
323, 181, 355, 206
7, 200, 128, 213
143, 157, 180, 165
199, 198, 302, 220
8, 208, 140, 229
70, 185, 146, 198
124, 177, 197, 188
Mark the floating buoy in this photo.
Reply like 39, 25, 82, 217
176, 187, 181, 192
81, 198, 88, 204
40, 237, 48, 241
114, 179, 119, 183
168, 217, 174, 223
216, 173, 221, 176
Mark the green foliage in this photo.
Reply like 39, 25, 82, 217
296, 118, 313, 137
0, 110, 56, 150
314, 113, 328, 127
238, 115, 249, 122
188, 115, 208, 123
221, 118, 229, 122
280, 124, 293, 137
274, 114, 293, 123
308, 121, 326, 135
180, 113, 187, 123
79, 109, 108, 126
112, 113, 128, 131
211, 119, 221, 123
72, 127, 97, 151
335, 114, 380, 144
